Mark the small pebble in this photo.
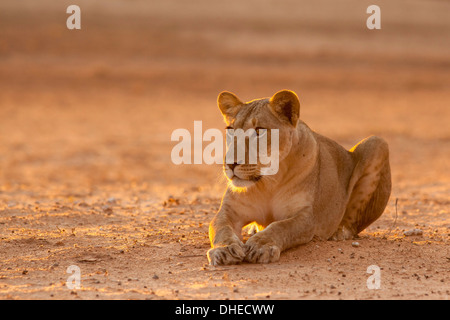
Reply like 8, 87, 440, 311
351, 241, 360, 247
102, 205, 113, 214
404, 229, 423, 236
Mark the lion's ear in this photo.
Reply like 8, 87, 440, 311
217, 91, 243, 124
269, 90, 300, 126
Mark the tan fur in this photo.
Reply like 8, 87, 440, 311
207, 90, 391, 265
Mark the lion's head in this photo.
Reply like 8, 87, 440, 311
218, 89, 300, 190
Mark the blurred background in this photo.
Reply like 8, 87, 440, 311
0, 0, 449, 193
0, 0, 449, 300
0, 0, 450, 198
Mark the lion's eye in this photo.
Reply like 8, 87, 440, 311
255, 127, 267, 136
225, 126, 234, 142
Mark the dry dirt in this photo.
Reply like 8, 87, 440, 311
0, 0, 449, 300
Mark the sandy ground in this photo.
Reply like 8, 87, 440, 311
0, 0, 449, 300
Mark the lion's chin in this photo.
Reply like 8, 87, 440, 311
228, 175, 261, 191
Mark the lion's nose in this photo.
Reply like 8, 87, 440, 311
228, 163, 239, 171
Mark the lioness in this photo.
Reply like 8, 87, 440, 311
207, 90, 391, 265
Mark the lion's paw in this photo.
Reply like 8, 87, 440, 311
207, 243, 245, 266
244, 239, 281, 264
329, 226, 355, 241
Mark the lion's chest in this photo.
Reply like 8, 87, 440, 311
240, 188, 313, 227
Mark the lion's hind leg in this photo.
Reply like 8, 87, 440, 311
331, 136, 392, 240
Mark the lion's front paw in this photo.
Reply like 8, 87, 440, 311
207, 243, 245, 266
244, 239, 281, 264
